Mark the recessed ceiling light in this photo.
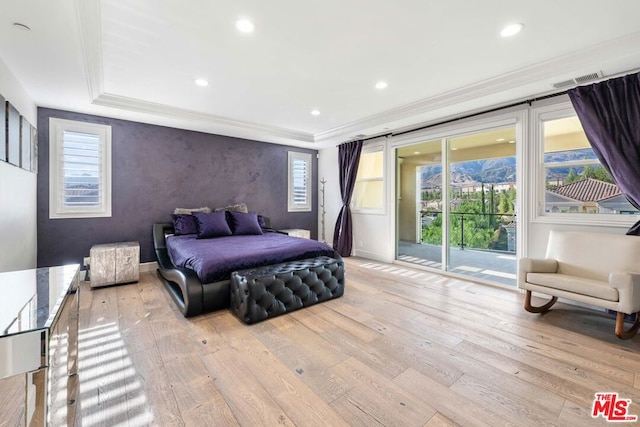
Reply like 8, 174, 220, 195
497, 138, 505, 142
375, 81, 388, 90
236, 19, 254, 33
195, 78, 208, 87
508, 140, 516, 144
414, 151, 420, 155
501, 23, 524, 37
451, 147, 458, 151
12, 22, 31, 31
310, 110, 320, 116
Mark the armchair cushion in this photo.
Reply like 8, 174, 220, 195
526, 272, 618, 302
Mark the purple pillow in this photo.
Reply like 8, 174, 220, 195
229, 211, 263, 235
171, 214, 198, 235
257, 214, 269, 229
193, 211, 232, 238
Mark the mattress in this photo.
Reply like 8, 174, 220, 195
166, 231, 336, 284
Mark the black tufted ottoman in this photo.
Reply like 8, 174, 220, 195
229, 256, 345, 324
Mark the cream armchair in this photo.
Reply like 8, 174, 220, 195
519, 230, 640, 339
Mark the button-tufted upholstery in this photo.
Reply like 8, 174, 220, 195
230, 256, 345, 324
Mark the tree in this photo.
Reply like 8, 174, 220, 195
421, 187, 517, 251
583, 165, 614, 183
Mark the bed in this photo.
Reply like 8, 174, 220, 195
153, 220, 343, 317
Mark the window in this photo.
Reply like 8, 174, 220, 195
288, 151, 312, 212
353, 146, 384, 212
49, 118, 112, 219
533, 102, 638, 222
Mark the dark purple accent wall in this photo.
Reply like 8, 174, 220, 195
37, 108, 318, 267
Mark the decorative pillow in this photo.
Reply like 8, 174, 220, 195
228, 211, 263, 235
193, 211, 232, 238
257, 214, 267, 229
214, 203, 248, 214
174, 207, 211, 215
171, 214, 198, 235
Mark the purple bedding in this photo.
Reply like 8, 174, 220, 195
166, 232, 337, 283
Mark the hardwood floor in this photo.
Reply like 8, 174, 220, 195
73, 257, 640, 426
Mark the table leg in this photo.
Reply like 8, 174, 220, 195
26, 367, 47, 427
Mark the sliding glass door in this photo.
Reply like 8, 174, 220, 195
445, 127, 516, 285
396, 125, 517, 286
397, 139, 442, 268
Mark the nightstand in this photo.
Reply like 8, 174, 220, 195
278, 228, 311, 239
89, 241, 140, 288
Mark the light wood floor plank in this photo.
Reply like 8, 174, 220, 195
423, 412, 460, 427
330, 357, 437, 426
0, 374, 25, 427
201, 348, 296, 426
393, 368, 507, 427
449, 372, 563, 426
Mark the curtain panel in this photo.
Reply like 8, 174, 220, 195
333, 140, 363, 256
568, 72, 640, 235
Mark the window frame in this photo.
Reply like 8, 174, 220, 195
352, 142, 386, 214
49, 118, 112, 219
530, 101, 637, 226
287, 151, 312, 212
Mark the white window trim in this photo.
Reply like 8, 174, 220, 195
49, 118, 112, 219
530, 101, 637, 227
287, 151, 312, 212
352, 142, 386, 215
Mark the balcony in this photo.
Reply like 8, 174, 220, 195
397, 211, 517, 286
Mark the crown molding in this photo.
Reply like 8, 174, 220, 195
314, 31, 640, 143
93, 93, 314, 142
74, 0, 103, 101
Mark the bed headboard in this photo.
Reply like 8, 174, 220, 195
153, 222, 175, 269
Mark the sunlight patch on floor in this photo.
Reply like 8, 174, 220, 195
481, 269, 517, 279
78, 322, 154, 427
359, 262, 427, 279
452, 265, 483, 273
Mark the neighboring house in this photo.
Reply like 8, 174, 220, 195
546, 178, 633, 214
598, 193, 639, 214
545, 190, 583, 213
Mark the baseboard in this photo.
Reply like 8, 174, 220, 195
353, 249, 392, 263
140, 261, 158, 273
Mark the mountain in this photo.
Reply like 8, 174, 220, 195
421, 157, 516, 188
422, 171, 476, 189
420, 149, 598, 189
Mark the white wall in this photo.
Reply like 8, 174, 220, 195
0, 57, 37, 272
318, 143, 394, 262
352, 212, 394, 261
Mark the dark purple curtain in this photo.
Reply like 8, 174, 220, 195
333, 140, 363, 256
568, 72, 640, 235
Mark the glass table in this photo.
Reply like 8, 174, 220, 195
0, 264, 80, 426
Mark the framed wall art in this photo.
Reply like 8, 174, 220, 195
0, 95, 5, 162
31, 124, 37, 173
20, 116, 31, 170
6, 101, 20, 166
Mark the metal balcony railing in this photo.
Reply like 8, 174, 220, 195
420, 211, 516, 253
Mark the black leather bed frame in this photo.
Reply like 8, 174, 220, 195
153, 222, 345, 320
153, 222, 230, 317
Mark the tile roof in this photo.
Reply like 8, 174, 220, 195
550, 178, 620, 202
